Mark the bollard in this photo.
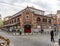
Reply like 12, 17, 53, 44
19, 31, 22, 35
59, 39, 60, 46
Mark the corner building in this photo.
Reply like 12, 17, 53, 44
3, 7, 54, 33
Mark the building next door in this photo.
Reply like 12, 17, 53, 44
24, 24, 31, 33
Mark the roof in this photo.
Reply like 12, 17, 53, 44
4, 16, 12, 18
4, 6, 53, 21
45, 14, 56, 17
28, 7, 44, 15
28, 7, 44, 12
34, 14, 53, 18
8, 6, 45, 20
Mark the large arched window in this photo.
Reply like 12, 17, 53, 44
37, 17, 41, 22
17, 18, 20, 22
37, 17, 41, 25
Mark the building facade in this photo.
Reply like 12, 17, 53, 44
3, 7, 54, 33
54, 10, 60, 31
4, 16, 12, 21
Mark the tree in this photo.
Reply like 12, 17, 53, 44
0, 19, 3, 27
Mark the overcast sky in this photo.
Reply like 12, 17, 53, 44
0, 0, 60, 18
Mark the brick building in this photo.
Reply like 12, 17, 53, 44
53, 10, 60, 31
4, 16, 12, 21
3, 7, 54, 33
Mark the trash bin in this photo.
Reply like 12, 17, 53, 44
59, 39, 60, 45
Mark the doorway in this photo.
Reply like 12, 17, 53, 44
24, 24, 31, 33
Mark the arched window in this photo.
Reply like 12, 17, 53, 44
14, 19, 16, 23
17, 18, 20, 22
37, 17, 41, 22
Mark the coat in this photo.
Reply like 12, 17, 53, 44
50, 30, 54, 37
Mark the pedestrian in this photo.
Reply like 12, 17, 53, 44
10, 28, 12, 32
41, 29, 44, 34
54, 29, 56, 36
50, 30, 55, 42
54, 29, 58, 36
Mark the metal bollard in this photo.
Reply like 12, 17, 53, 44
59, 39, 60, 46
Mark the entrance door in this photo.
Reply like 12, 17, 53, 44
24, 25, 31, 33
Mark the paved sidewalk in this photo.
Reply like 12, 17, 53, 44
17, 33, 59, 46
19, 32, 60, 46
0, 30, 60, 46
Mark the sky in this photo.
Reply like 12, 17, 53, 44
0, 0, 60, 18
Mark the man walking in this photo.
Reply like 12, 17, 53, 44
50, 30, 55, 42
41, 29, 44, 34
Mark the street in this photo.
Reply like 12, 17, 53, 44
0, 30, 59, 46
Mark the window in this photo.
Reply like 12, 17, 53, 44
43, 18, 47, 22
37, 17, 41, 22
43, 18, 44, 22
12, 20, 13, 23
54, 24, 56, 26
26, 12, 29, 14
14, 19, 16, 23
37, 17, 41, 25
18, 18, 19, 21
58, 19, 60, 22
48, 19, 51, 23
10, 21, 11, 24
17, 18, 20, 22
26, 16, 29, 18
25, 15, 29, 21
